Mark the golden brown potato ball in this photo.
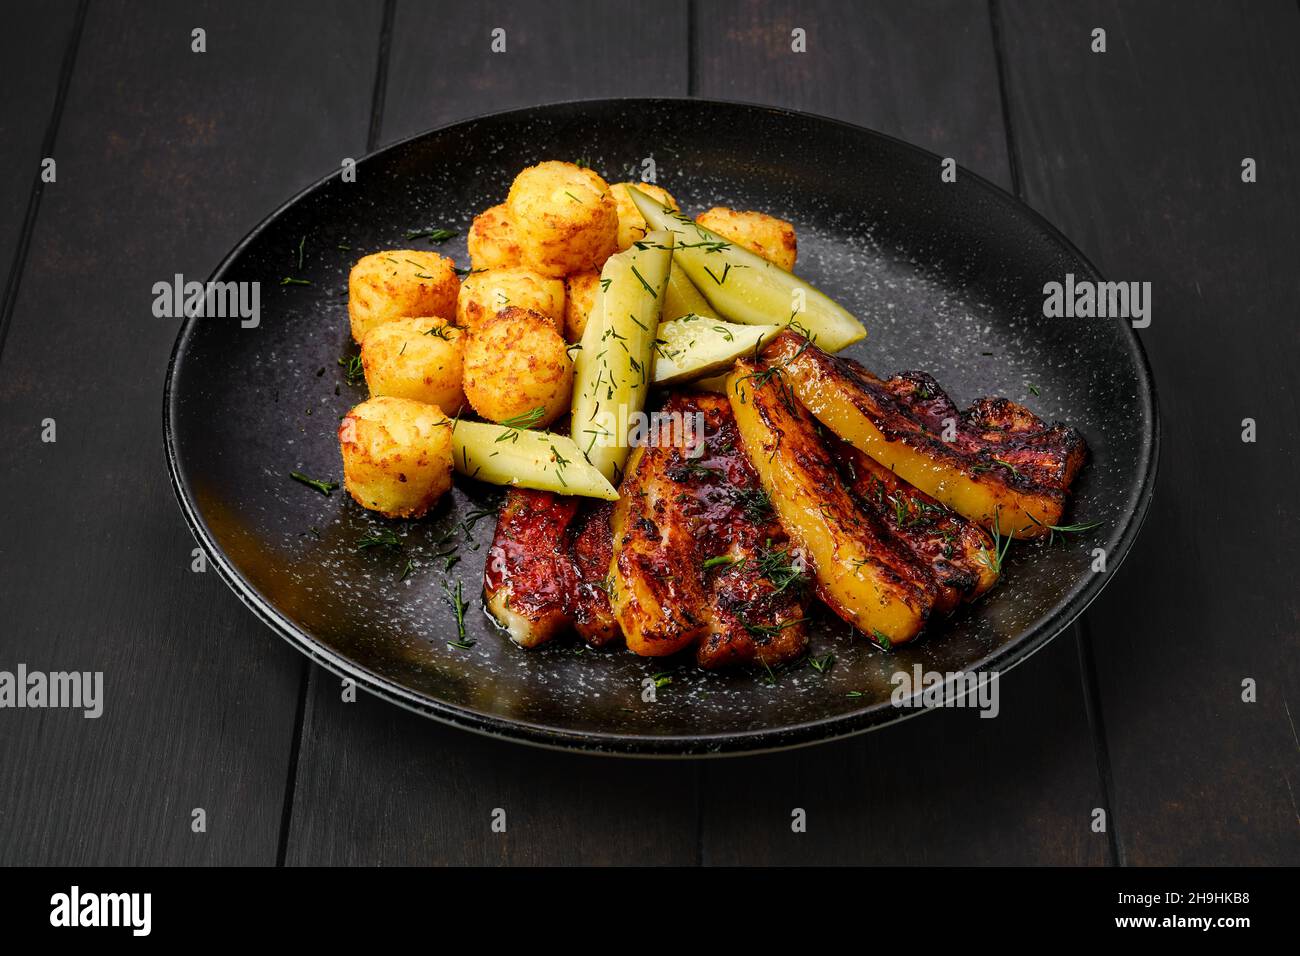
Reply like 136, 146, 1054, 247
467, 203, 524, 271
462, 307, 574, 427
506, 161, 618, 277
338, 396, 454, 518
563, 270, 601, 342
348, 250, 459, 343
695, 207, 798, 271
610, 181, 679, 251
360, 316, 466, 413
456, 266, 564, 332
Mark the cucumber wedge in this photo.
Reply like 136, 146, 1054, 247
570, 229, 674, 482
662, 262, 720, 321
627, 187, 866, 352
652, 315, 779, 385
692, 372, 730, 394
452, 420, 618, 500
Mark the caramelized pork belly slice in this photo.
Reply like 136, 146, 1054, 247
609, 445, 711, 657
609, 392, 809, 667
483, 489, 580, 647
727, 360, 935, 646
696, 537, 810, 669
570, 500, 621, 647
836, 440, 998, 614
764, 331, 1086, 538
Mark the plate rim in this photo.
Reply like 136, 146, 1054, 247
162, 95, 1161, 758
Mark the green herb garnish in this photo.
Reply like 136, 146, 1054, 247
1024, 513, 1103, 545
338, 353, 364, 386
357, 529, 401, 551
809, 653, 836, 674
290, 471, 338, 496
444, 580, 473, 648
406, 227, 457, 243
977, 507, 1014, 575
495, 406, 546, 442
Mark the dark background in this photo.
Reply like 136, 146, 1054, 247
0, 0, 1295, 865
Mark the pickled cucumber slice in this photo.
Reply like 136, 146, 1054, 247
570, 229, 674, 482
452, 420, 618, 500
661, 262, 720, 321
627, 187, 866, 352
652, 315, 779, 385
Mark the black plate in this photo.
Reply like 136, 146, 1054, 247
164, 98, 1158, 756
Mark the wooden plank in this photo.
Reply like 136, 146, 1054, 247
997, 0, 1300, 865
381, 0, 695, 145
693, 0, 1110, 864
0, 1, 81, 346
286, 686, 701, 865
694, 0, 1014, 190
283, 0, 699, 866
0, 0, 383, 865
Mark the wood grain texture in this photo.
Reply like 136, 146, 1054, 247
0, 1, 82, 345
0, 0, 383, 864
695, 0, 1014, 190
2, 0, 1290, 867
282, 0, 700, 866
693, 0, 1110, 865
997, 0, 1300, 864
285, 684, 700, 865
381, 0, 693, 146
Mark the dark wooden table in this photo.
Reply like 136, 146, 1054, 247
1, 0, 1296, 866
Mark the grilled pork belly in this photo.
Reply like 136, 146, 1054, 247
836, 441, 999, 614
571, 500, 620, 647
484, 338, 1082, 660
727, 359, 937, 646
764, 331, 1086, 538
609, 392, 810, 668
483, 489, 581, 647
483, 489, 619, 649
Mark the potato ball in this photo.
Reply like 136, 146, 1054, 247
360, 316, 465, 413
563, 270, 601, 342
338, 396, 454, 518
506, 161, 618, 277
456, 266, 564, 332
695, 207, 798, 271
462, 307, 574, 427
467, 203, 524, 271
610, 181, 679, 251
349, 250, 459, 343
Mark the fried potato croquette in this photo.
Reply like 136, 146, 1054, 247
462, 307, 574, 427
563, 269, 600, 342
610, 181, 679, 251
506, 161, 618, 277
467, 203, 524, 271
348, 251, 459, 343
338, 396, 454, 518
359, 316, 465, 413
456, 266, 565, 332
695, 206, 797, 271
